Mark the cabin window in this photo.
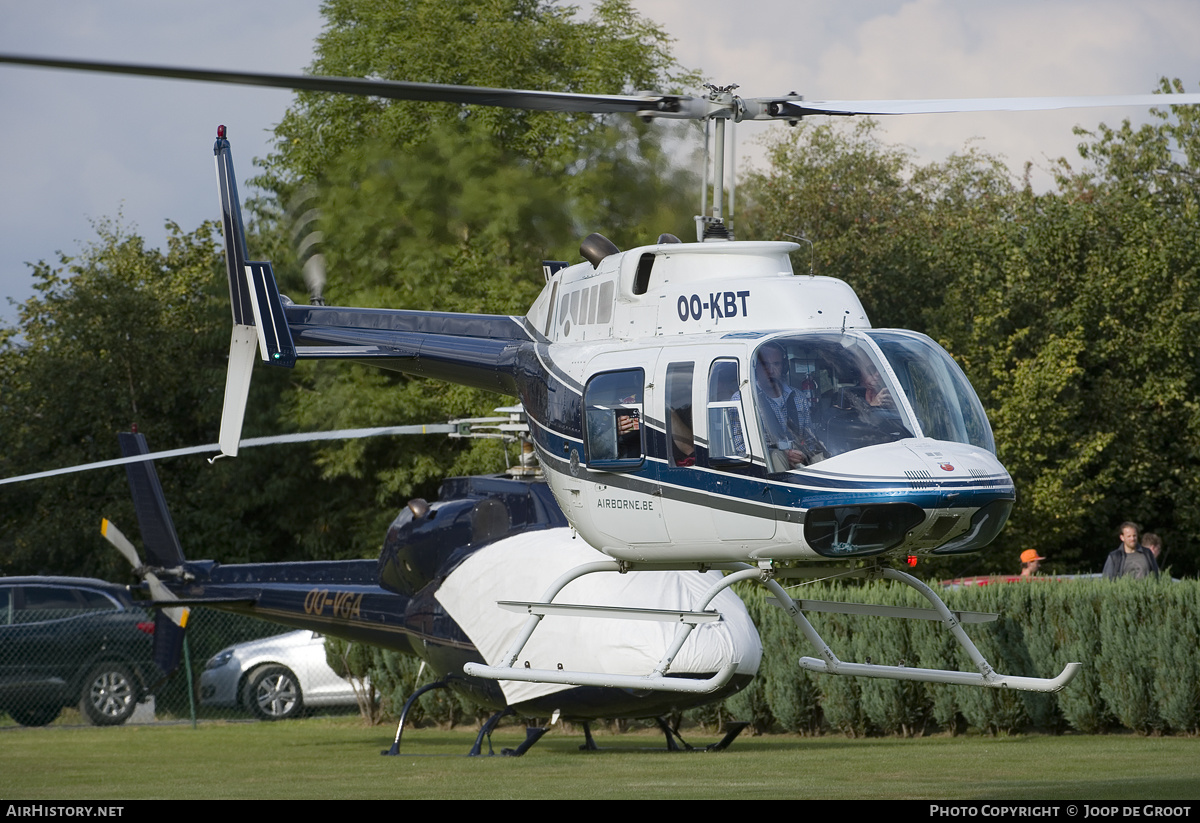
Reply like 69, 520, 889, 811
665, 362, 695, 466
743, 333, 916, 461
584, 369, 644, 470
743, 342, 828, 473
706, 359, 750, 466
595, 281, 614, 324
558, 289, 571, 325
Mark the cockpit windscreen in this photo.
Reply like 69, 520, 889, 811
746, 331, 993, 466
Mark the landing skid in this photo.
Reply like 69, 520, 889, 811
383, 683, 749, 756
465, 560, 1081, 695
471, 707, 516, 756
386, 698, 551, 758
778, 565, 1081, 691
578, 719, 749, 752
382, 679, 450, 756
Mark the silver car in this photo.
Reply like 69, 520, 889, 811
200, 630, 362, 720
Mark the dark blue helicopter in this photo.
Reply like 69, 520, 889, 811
105, 432, 761, 755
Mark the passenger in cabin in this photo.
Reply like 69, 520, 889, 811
584, 376, 643, 463
615, 396, 641, 460
816, 351, 907, 453
831, 356, 896, 415
670, 409, 696, 467
734, 342, 827, 471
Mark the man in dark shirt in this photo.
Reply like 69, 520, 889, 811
1102, 521, 1160, 580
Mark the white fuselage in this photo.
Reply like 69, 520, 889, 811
520, 240, 1015, 564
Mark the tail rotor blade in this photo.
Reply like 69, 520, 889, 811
101, 518, 141, 569
145, 570, 190, 629
100, 517, 190, 675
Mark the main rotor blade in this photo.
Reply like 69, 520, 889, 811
6, 53, 1196, 123
0, 424, 457, 486
774, 93, 1200, 118
0, 54, 694, 116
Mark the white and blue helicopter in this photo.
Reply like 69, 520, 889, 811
5, 53, 1193, 700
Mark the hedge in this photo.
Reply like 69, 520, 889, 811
722, 575, 1197, 736
329, 576, 1199, 736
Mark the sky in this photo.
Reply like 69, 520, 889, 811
2, 0, 1199, 325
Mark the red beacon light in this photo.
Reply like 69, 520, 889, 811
217, 124, 226, 139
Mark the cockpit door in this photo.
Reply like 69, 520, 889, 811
702, 356, 776, 541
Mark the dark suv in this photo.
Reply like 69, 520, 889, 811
0, 577, 157, 726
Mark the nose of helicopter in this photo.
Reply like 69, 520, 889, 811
796, 439, 1014, 558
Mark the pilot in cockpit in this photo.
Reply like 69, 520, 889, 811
735, 342, 828, 471
838, 357, 896, 413
818, 349, 912, 454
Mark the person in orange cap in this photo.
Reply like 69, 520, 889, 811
1019, 549, 1045, 579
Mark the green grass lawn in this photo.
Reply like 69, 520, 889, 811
2, 718, 1199, 799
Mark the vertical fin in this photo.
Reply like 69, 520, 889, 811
213, 125, 253, 327
152, 611, 187, 678
114, 433, 189, 679
211, 126, 296, 458
219, 325, 258, 458
117, 432, 186, 568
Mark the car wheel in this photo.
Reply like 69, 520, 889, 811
245, 665, 303, 721
8, 704, 62, 726
79, 663, 138, 726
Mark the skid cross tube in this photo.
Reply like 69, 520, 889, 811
464, 563, 757, 694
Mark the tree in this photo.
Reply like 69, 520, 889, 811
981, 84, 1200, 574
741, 119, 1018, 334
739, 85, 1200, 577
267, 0, 693, 181
250, 0, 698, 540
0, 220, 226, 576
0, 221, 376, 576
